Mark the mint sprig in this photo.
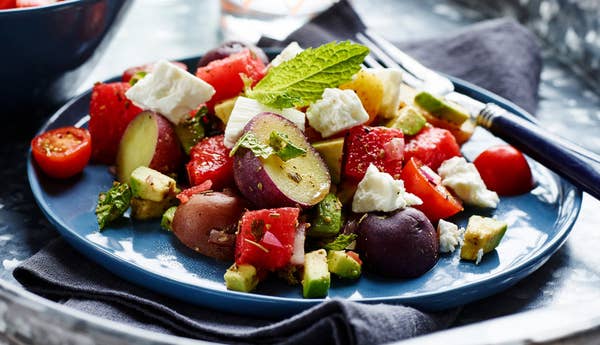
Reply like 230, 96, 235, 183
323, 233, 358, 251
247, 41, 369, 109
269, 131, 306, 161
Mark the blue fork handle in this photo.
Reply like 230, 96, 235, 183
477, 103, 600, 200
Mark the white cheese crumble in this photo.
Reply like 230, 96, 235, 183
364, 68, 403, 119
125, 60, 215, 125
306, 88, 369, 138
352, 164, 422, 213
269, 41, 303, 67
475, 248, 484, 265
438, 157, 499, 208
438, 219, 464, 253
223, 96, 306, 148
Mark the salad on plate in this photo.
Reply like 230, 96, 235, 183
30, 40, 535, 298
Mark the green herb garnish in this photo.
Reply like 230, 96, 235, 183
323, 233, 358, 251
269, 131, 306, 161
246, 41, 369, 108
96, 181, 132, 230
230, 132, 274, 158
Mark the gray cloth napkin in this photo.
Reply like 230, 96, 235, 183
14, 1, 542, 344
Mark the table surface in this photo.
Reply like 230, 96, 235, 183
1, 0, 600, 342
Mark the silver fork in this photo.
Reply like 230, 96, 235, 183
356, 29, 600, 201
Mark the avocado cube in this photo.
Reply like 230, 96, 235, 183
160, 206, 178, 231
309, 193, 342, 238
312, 138, 344, 184
214, 97, 238, 125
224, 263, 259, 292
327, 250, 361, 279
461, 215, 508, 261
414, 91, 470, 126
130, 197, 177, 220
302, 249, 330, 298
386, 106, 427, 135
130, 166, 177, 202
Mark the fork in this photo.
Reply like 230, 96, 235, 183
356, 29, 600, 201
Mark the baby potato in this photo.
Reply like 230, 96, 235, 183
339, 70, 384, 124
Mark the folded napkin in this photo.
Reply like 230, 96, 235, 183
15, 1, 542, 344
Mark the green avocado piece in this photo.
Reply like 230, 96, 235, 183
302, 249, 330, 298
460, 215, 508, 261
224, 263, 259, 292
160, 206, 178, 231
308, 193, 342, 238
414, 91, 470, 125
130, 196, 177, 220
129, 166, 177, 202
386, 106, 427, 135
174, 108, 207, 155
327, 250, 361, 279
312, 137, 344, 184
214, 97, 238, 125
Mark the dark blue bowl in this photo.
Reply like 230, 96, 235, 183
0, 0, 131, 120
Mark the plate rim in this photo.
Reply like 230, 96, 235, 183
27, 56, 583, 316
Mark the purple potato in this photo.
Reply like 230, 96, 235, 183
198, 41, 269, 67
357, 208, 439, 278
233, 112, 330, 209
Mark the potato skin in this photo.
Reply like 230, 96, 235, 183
171, 191, 247, 261
197, 41, 269, 67
147, 112, 183, 175
356, 208, 439, 278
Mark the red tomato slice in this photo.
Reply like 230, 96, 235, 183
0, 0, 16, 9
16, 0, 59, 7
343, 126, 404, 184
176, 180, 213, 204
121, 61, 188, 83
31, 126, 91, 179
235, 207, 299, 271
186, 135, 234, 190
88, 82, 143, 164
401, 157, 463, 223
195, 49, 266, 109
404, 126, 461, 171
473, 145, 534, 195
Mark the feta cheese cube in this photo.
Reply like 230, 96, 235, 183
125, 60, 215, 125
269, 41, 303, 67
306, 88, 369, 138
352, 164, 422, 213
438, 219, 465, 253
438, 157, 499, 208
224, 96, 306, 148
364, 68, 403, 119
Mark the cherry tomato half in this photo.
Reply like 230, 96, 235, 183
473, 145, 534, 196
401, 157, 463, 223
31, 126, 92, 179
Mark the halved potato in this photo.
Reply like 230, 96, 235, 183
233, 112, 331, 209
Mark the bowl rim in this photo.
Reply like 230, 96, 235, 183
0, 0, 105, 16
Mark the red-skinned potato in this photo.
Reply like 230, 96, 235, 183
356, 207, 439, 278
171, 191, 247, 261
116, 111, 183, 183
233, 112, 331, 209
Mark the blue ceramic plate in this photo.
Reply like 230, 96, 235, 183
28, 57, 581, 317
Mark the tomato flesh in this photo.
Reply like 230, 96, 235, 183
31, 126, 92, 179
15, 0, 59, 8
474, 145, 534, 195
404, 126, 461, 171
401, 157, 463, 223
195, 49, 266, 109
235, 208, 299, 271
186, 135, 234, 190
343, 126, 404, 184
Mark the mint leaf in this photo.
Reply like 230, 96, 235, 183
269, 131, 306, 161
230, 132, 274, 159
323, 233, 358, 251
96, 182, 132, 230
247, 41, 369, 108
